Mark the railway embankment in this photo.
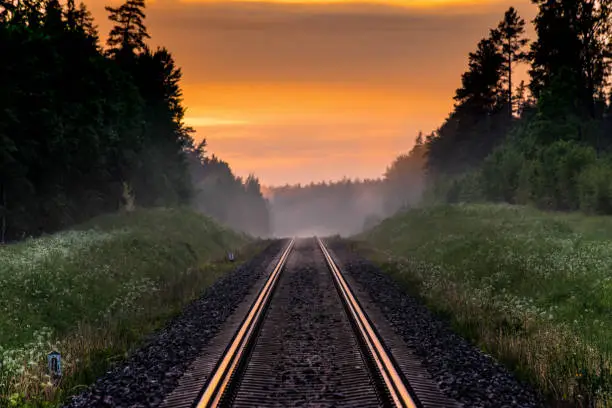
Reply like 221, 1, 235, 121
352, 203, 612, 407
0, 208, 269, 407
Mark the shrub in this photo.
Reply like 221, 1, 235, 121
534, 141, 597, 210
478, 139, 598, 212
578, 159, 612, 214
481, 144, 524, 202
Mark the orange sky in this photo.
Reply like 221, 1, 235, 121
86, 0, 536, 186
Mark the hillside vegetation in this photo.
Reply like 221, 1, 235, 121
0, 209, 256, 406
357, 204, 612, 407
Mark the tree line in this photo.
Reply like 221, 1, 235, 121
0, 0, 270, 242
266, 133, 427, 236
268, 178, 387, 236
188, 141, 270, 237
414, 1, 612, 213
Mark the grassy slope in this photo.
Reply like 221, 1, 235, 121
356, 204, 612, 407
0, 208, 262, 406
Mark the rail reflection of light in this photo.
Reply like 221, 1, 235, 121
317, 237, 419, 408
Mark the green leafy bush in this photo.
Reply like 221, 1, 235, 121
578, 160, 612, 214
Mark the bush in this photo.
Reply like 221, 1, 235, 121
578, 159, 612, 214
515, 159, 538, 205
454, 171, 484, 202
423, 171, 484, 205
533, 141, 597, 210
481, 144, 524, 202
478, 139, 598, 212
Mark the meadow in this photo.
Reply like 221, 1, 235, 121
356, 204, 612, 407
0, 208, 257, 407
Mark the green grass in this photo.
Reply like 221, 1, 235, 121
0, 208, 264, 407
355, 203, 612, 407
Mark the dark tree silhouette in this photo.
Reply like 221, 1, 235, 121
188, 151, 271, 237
127, 47, 194, 206
454, 36, 505, 115
0, 0, 205, 241
493, 7, 529, 117
427, 28, 507, 175
411, 1, 612, 218
530, 0, 612, 117
105, 0, 149, 57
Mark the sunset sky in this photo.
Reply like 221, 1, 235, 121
86, 0, 536, 186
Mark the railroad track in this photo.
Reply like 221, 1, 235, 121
161, 238, 459, 408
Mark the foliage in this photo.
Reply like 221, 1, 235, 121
529, 0, 612, 117
577, 160, 612, 214
105, 0, 149, 57
493, 6, 529, 117
410, 2, 612, 217
0, 0, 193, 243
425, 8, 520, 176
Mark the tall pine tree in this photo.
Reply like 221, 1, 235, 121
428, 25, 506, 174
105, 0, 149, 58
530, 0, 612, 117
493, 7, 529, 118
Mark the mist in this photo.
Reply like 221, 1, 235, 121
267, 137, 425, 238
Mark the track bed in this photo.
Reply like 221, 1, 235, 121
164, 238, 457, 408
232, 239, 381, 407
67, 237, 541, 408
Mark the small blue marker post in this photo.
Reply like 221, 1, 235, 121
47, 351, 62, 380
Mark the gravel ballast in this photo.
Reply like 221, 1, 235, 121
327, 241, 544, 408
63, 239, 286, 408
231, 239, 381, 407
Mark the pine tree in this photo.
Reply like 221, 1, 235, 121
64, 0, 97, 40
427, 29, 506, 175
493, 7, 529, 118
128, 47, 194, 206
577, 0, 612, 118
454, 36, 505, 116
43, 0, 64, 35
530, 0, 612, 117
105, 0, 149, 57
515, 80, 529, 117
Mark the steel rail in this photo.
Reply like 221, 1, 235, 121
193, 238, 295, 408
316, 237, 421, 408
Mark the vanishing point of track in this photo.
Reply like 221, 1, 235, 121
161, 238, 456, 408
